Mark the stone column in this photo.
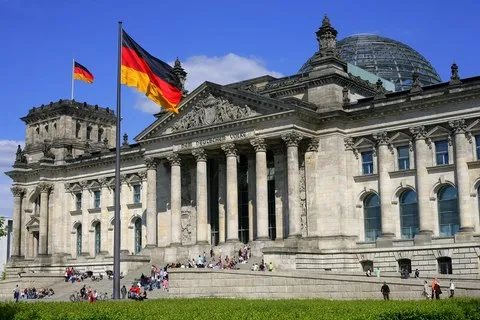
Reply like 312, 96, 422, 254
98, 177, 110, 254
145, 157, 158, 248
38, 182, 52, 255
218, 161, 226, 243
410, 126, 433, 243
192, 149, 208, 244
273, 147, 286, 239
449, 119, 474, 235
251, 138, 269, 240
28, 233, 34, 258
222, 143, 239, 242
11, 187, 25, 258
305, 138, 319, 237
167, 153, 182, 246
281, 132, 303, 238
373, 132, 395, 243
247, 155, 256, 242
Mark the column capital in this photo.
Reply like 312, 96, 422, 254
167, 153, 181, 166
306, 137, 319, 152
38, 182, 53, 193
144, 157, 159, 170
138, 170, 148, 181
192, 148, 207, 162
250, 137, 267, 152
11, 186, 26, 197
409, 125, 428, 140
120, 174, 128, 185
98, 177, 109, 187
79, 180, 88, 189
221, 143, 237, 157
373, 131, 389, 146
281, 132, 303, 147
449, 119, 467, 135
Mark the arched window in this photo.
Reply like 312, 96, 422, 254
86, 126, 92, 140
364, 194, 381, 242
400, 190, 419, 239
134, 219, 142, 254
76, 224, 82, 256
94, 223, 101, 256
98, 128, 104, 143
438, 185, 460, 236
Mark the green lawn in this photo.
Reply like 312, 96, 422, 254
1, 298, 479, 320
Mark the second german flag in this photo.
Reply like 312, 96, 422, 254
121, 30, 182, 113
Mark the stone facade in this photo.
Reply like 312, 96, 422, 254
5, 18, 480, 276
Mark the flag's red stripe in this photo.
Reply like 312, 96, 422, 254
74, 67, 94, 82
121, 46, 181, 106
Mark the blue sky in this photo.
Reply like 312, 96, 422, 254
1, 0, 479, 217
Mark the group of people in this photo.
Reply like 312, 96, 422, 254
422, 278, 456, 299
251, 260, 274, 272
120, 265, 169, 300
13, 285, 54, 301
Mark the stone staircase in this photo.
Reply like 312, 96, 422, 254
1, 261, 479, 301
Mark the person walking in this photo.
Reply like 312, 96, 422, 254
381, 282, 390, 300
422, 280, 430, 299
121, 285, 127, 299
434, 282, 442, 300
375, 267, 381, 278
449, 280, 455, 298
13, 285, 20, 302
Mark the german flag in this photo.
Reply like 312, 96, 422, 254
121, 30, 182, 113
73, 61, 94, 84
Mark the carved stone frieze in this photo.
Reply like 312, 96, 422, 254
11, 186, 26, 197
171, 93, 259, 132
250, 138, 267, 152
299, 157, 307, 237
281, 132, 303, 147
221, 143, 237, 157
167, 153, 181, 166
192, 148, 207, 162
181, 208, 193, 243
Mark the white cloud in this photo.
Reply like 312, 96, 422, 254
134, 53, 283, 114
0, 140, 24, 218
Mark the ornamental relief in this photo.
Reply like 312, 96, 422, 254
169, 94, 260, 132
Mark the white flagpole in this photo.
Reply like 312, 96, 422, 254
71, 59, 75, 100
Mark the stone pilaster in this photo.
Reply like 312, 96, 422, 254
251, 137, 269, 240
98, 177, 109, 254
305, 138, 319, 237
410, 126, 433, 244
449, 119, 474, 237
247, 154, 256, 242
373, 132, 395, 245
192, 149, 208, 244
222, 143, 239, 242
145, 157, 158, 248
281, 132, 303, 238
11, 186, 26, 258
167, 153, 182, 246
38, 182, 52, 255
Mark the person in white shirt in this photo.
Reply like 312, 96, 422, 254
449, 280, 455, 298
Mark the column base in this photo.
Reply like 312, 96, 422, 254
376, 235, 394, 248
144, 244, 157, 249
169, 242, 182, 247
455, 230, 474, 243
9, 255, 24, 263
196, 241, 209, 245
414, 231, 432, 246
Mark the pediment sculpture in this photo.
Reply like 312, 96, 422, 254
171, 94, 260, 132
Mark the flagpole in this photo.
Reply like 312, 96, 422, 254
71, 59, 75, 100
113, 21, 123, 300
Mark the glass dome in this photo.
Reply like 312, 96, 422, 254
299, 34, 442, 91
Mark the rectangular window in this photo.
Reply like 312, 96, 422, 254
133, 184, 141, 204
75, 193, 82, 211
361, 151, 374, 175
476, 135, 480, 160
435, 140, 449, 165
397, 146, 410, 170
93, 190, 101, 209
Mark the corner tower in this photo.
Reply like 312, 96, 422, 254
20, 99, 117, 164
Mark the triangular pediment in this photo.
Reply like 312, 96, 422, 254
353, 137, 375, 149
389, 132, 412, 144
427, 125, 450, 138
135, 82, 294, 141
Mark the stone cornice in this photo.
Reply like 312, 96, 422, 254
21, 99, 116, 125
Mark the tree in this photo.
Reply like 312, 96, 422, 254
0, 216, 8, 238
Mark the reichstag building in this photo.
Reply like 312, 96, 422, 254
6, 17, 480, 276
